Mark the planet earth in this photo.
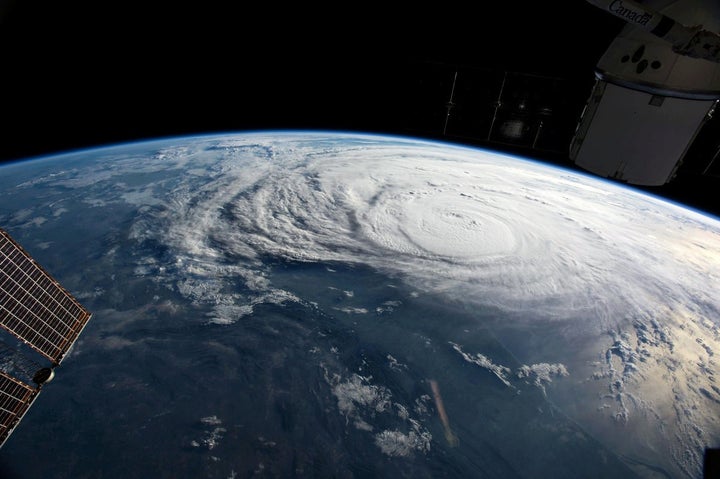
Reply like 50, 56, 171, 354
0, 131, 718, 479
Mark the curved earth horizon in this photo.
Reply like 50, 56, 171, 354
0, 131, 717, 478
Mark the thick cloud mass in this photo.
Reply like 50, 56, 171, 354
139, 134, 719, 334
128, 133, 719, 477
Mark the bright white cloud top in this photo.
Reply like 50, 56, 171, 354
138, 134, 718, 329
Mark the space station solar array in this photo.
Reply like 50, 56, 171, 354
0, 228, 91, 447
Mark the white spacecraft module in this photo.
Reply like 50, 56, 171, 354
572, 0, 720, 185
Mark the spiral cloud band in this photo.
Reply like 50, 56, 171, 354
137, 133, 719, 335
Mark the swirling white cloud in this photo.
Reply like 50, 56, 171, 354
121, 133, 720, 335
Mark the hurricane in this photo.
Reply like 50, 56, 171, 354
130, 133, 719, 328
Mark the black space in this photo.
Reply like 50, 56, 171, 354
1, 2, 718, 215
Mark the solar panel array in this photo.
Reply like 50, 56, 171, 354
0, 228, 91, 364
0, 371, 38, 446
0, 227, 92, 448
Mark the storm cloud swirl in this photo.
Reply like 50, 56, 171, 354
135, 133, 719, 334
74, 131, 719, 477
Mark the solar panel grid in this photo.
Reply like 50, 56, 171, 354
1, 268, 71, 360
0, 229, 91, 364
0, 228, 91, 448
0, 371, 37, 445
